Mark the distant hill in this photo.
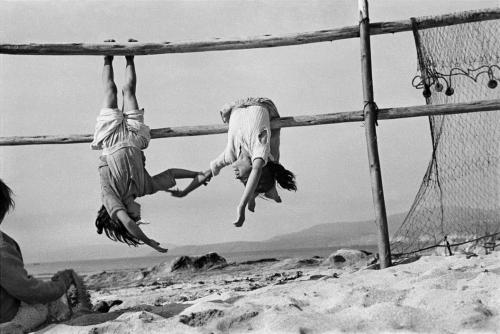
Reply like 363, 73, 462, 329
24, 242, 177, 264
26, 213, 407, 262
27, 207, 498, 263
165, 213, 407, 256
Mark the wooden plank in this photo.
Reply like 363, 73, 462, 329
359, 0, 392, 268
0, 99, 498, 146
0, 8, 498, 55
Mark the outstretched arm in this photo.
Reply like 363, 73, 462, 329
234, 158, 265, 227
0, 244, 72, 305
168, 169, 212, 197
115, 210, 168, 253
169, 168, 203, 179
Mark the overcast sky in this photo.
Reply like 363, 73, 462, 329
1, 0, 496, 262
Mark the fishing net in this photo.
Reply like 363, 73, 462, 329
391, 12, 500, 256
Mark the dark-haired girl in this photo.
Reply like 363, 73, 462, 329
92, 43, 210, 253
204, 98, 297, 227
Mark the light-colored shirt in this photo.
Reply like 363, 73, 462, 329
210, 105, 272, 176
0, 232, 67, 323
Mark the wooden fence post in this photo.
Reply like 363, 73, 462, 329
358, 0, 392, 268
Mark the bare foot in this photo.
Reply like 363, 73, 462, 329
126, 39, 138, 60
104, 39, 115, 61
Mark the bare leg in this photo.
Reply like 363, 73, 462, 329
122, 40, 139, 111
102, 40, 118, 109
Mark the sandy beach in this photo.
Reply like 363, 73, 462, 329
29, 248, 500, 334
1, 1, 498, 334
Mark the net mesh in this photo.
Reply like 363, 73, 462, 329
391, 15, 500, 256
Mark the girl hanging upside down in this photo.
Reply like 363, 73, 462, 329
92, 40, 210, 253
171, 98, 297, 227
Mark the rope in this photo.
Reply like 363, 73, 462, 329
362, 101, 379, 126
392, 231, 500, 258
411, 17, 431, 100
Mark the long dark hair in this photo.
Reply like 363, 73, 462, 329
95, 206, 142, 246
255, 161, 297, 194
0, 179, 15, 222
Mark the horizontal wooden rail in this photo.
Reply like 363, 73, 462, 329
0, 99, 498, 146
0, 8, 498, 55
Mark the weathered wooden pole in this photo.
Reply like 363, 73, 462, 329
358, 0, 391, 268
0, 99, 499, 146
0, 8, 498, 56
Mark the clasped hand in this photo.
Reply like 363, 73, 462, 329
52, 269, 75, 288
168, 171, 211, 198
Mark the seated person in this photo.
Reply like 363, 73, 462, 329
0, 179, 87, 333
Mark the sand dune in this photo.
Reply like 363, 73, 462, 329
34, 249, 500, 334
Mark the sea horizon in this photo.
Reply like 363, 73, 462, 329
27, 244, 378, 279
